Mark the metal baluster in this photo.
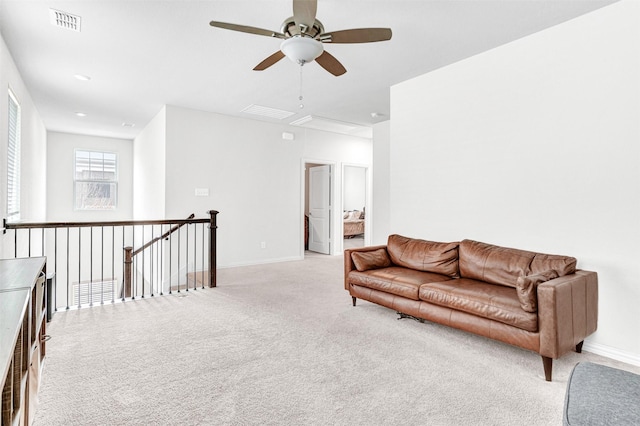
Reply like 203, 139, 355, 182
122, 226, 126, 301
169, 227, 172, 295
201, 223, 205, 289
159, 225, 163, 296
78, 228, 82, 308
142, 225, 145, 298
150, 225, 154, 297
112, 226, 115, 303
130, 226, 134, 300
101, 226, 104, 305
90, 227, 93, 307
177, 228, 181, 293
185, 224, 189, 292
66, 227, 70, 309
54, 228, 58, 312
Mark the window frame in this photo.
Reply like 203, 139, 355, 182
73, 149, 118, 211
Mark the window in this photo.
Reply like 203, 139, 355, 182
74, 150, 117, 210
7, 89, 21, 222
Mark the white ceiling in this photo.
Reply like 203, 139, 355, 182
0, 0, 616, 140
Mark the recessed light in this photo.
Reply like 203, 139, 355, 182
75, 112, 87, 117
74, 74, 91, 81
121, 123, 135, 128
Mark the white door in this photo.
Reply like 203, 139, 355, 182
308, 165, 331, 254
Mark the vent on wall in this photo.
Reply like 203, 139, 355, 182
50, 8, 82, 32
72, 279, 117, 306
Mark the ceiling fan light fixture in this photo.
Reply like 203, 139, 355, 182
280, 37, 323, 65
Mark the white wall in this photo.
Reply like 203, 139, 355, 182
0, 33, 47, 258
47, 132, 133, 221
389, 0, 640, 363
133, 106, 166, 220
372, 120, 390, 245
343, 166, 366, 212
162, 105, 372, 267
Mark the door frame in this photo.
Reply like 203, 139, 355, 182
301, 159, 336, 257
340, 163, 372, 252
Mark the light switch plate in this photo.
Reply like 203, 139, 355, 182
195, 188, 209, 197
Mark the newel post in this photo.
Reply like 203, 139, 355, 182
123, 246, 133, 298
208, 210, 218, 288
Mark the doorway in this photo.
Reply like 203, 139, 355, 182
303, 162, 334, 256
342, 165, 368, 250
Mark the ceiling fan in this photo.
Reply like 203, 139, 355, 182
209, 0, 392, 76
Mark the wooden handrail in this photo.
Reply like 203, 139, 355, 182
4, 216, 208, 230
132, 214, 194, 256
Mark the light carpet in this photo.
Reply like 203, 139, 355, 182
33, 254, 639, 425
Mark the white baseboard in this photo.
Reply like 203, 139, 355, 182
583, 341, 640, 367
219, 255, 303, 269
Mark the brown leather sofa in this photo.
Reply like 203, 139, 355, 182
344, 235, 598, 381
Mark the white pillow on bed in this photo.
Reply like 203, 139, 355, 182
347, 210, 361, 220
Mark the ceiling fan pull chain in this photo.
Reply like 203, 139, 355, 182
299, 64, 304, 109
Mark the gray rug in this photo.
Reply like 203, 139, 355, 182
33, 255, 640, 425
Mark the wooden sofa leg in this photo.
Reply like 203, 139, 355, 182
576, 341, 584, 353
352, 296, 357, 307
542, 356, 553, 382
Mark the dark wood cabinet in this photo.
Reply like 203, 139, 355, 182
1, 257, 47, 426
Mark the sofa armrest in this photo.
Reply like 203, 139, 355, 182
344, 245, 387, 290
537, 270, 598, 359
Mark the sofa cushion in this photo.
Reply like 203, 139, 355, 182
459, 240, 578, 289
387, 234, 459, 278
459, 240, 535, 288
351, 248, 392, 272
419, 278, 538, 332
531, 253, 577, 276
516, 270, 559, 312
349, 267, 453, 301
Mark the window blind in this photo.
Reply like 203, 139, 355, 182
7, 90, 21, 221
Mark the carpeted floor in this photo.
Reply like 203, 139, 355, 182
33, 254, 640, 425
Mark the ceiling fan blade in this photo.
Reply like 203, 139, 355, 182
253, 51, 286, 71
293, 0, 317, 34
209, 21, 285, 39
319, 28, 392, 44
315, 51, 346, 76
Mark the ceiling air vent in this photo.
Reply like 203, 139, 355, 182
241, 104, 295, 120
290, 115, 372, 138
50, 9, 81, 32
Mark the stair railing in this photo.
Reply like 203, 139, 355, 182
2, 210, 218, 310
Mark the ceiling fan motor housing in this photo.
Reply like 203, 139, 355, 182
280, 17, 325, 38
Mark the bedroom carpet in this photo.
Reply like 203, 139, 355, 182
33, 254, 640, 425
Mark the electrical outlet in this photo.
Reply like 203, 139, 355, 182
260, 242, 266, 249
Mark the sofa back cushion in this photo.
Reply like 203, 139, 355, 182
530, 253, 577, 276
459, 240, 578, 288
387, 234, 459, 278
459, 240, 536, 288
